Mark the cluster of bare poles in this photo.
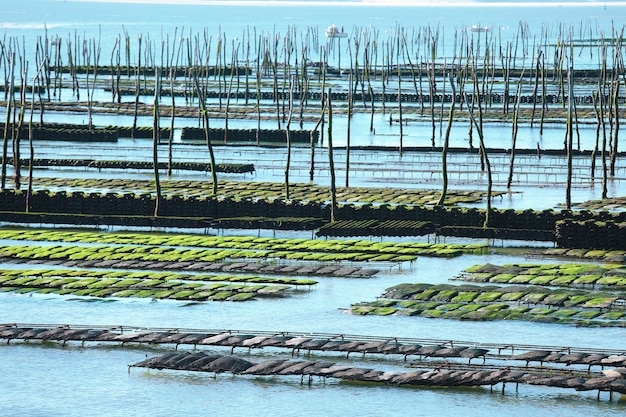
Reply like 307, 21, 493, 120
0, 20, 625, 223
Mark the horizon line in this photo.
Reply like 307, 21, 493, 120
61, 0, 626, 7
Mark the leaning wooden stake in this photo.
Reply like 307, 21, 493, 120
327, 87, 337, 223
168, 67, 175, 176
284, 78, 293, 200
26, 60, 46, 212
13, 61, 28, 190
465, 86, 492, 228
566, 65, 574, 210
610, 78, 620, 176
1, 50, 14, 190
191, 69, 218, 196
591, 90, 600, 179
436, 72, 456, 206
153, 68, 162, 216
224, 42, 239, 143
346, 46, 353, 187
398, 39, 403, 156
131, 34, 142, 140
507, 70, 525, 189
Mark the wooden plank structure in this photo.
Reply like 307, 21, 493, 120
0, 254, 379, 278
1, 323, 623, 365
128, 351, 626, 399
3, 323, 625, 399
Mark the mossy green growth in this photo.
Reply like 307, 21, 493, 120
507, 305, 530, 314
412, 289, 438, 301
558, 265, 590, 275
595, 277, 624, 286
583, 250, 608, 259
451, 292, 478, 303
499, 292, 525, 302
371, 307, 398, 316
527, 307, 553, 315
63, 279, 97, 289
210, 291, 234, 301
432, 248, 463, 257
457, 304, 483, 312
563, 295, 591, 307
583, 297, 618, 308
420, 309, 445, 318
441, 309, 469, 319
463, 264, 492, 274
459, 309, 495, 321
90, 289, 117, 297
397, 300, 421, 309
549, 276, 577, 286
435, 303, 463, 312
522, 293, 548, 304
111, 289, 140, 298
597, 311, 626, 320
188, 291, 215, 301
351, 305, 377, 315
542, 293, 571, 306
549, 309, 578, 318
47, 278, 80, 287
8, 277, 37, 286
529, 275, 556, 285
509, 274, 537, 284
489, 274, 516, 283
431, 290, 458, 302
572, 275, 601, 286
131, 279, 164, 288
370, 299, 397, 308
169, 290, 199, 300
474, 292, 503, 303
228, 293, 256, 301
134, 290, 157, 298
87, 279, 121, 289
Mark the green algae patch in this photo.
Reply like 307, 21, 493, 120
420, 309, 445, 318
451, 292, 478, 303
474, 292, 503, 303
351, 305, 377, 315
371, 307, 398, 316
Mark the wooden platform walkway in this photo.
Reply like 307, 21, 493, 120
128, 351, 626, 399
3, 323, 625, 399
0, 255, 380, 278
2, 323, 624, 366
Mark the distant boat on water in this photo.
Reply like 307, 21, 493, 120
326, 24, 348, 38
470, 24, 490, 33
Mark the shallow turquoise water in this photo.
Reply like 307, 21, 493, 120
2, 249, 626, 416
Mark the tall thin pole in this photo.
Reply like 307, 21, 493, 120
566, 65, 574, 209
327, 87, 337, 223
153, 68, 162, 216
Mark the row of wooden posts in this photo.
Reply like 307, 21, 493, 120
1, 22, 626, 225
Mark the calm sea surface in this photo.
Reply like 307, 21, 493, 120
1, 1, 626, 416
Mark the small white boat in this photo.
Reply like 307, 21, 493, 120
470, 25, 490, 33
326, 24, 348, 38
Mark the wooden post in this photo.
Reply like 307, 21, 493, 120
1, 50, 14, 190
191, 69, 218, 196
437, 72, 456, 206
566, 65, 573, 209
285, 78, 293, 200
153, 68, 162, 216
507, 70, 524, 189
327, 88, 337, 223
